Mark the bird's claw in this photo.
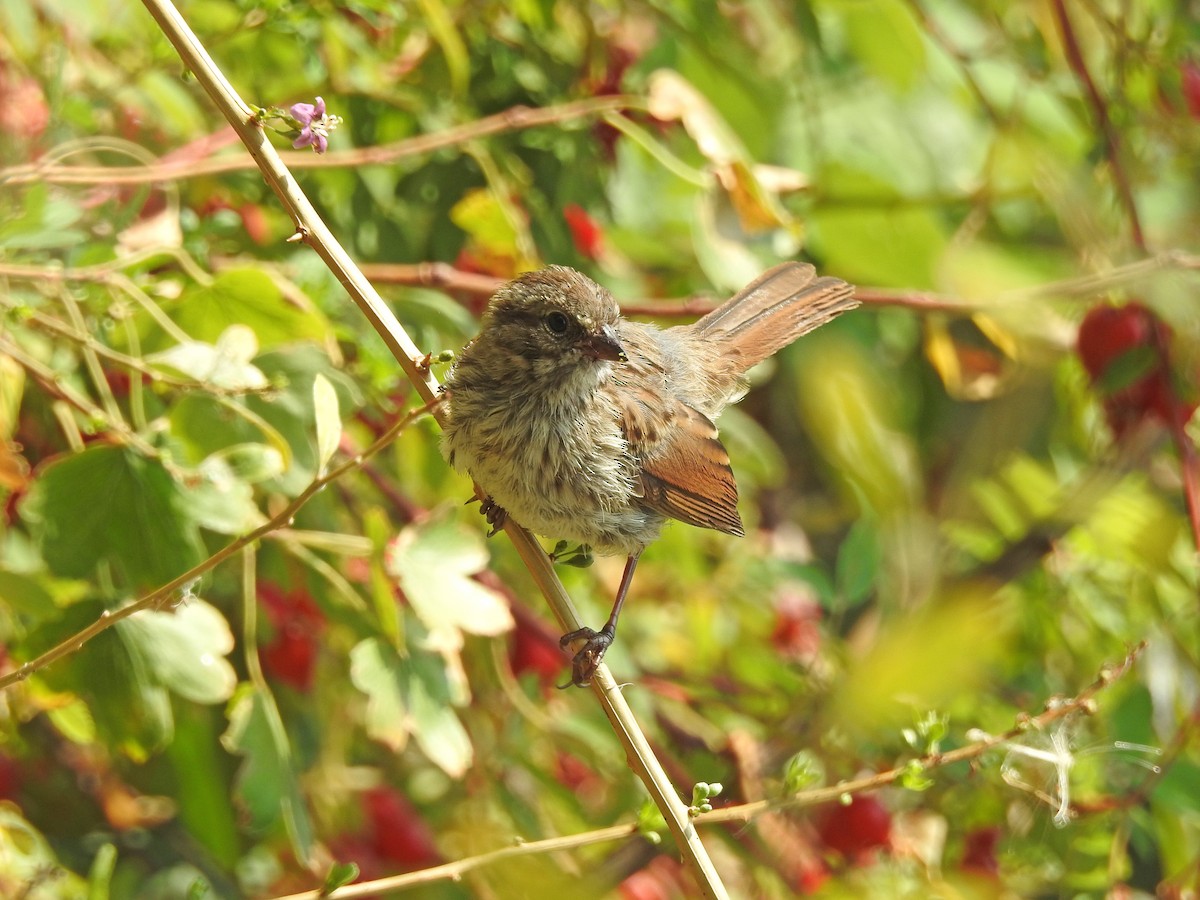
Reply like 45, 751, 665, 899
476, 496, 507, 537
557, 625, 614, 688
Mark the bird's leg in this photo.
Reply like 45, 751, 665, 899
558, 551, 641, 688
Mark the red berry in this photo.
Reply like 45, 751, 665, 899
1182, 61, 1200, 120
770, 590, 822, 661
794, 859, 830, 894
238, 203, 271, 245
619, 857, 685, 900
362, 787, 440, 870
815, 796, 892, 859
1076, 304, 1154, 381
960, 827, 1001, 876
509, 618, 564, 685
563, 204, 605, 260
258, 584, 325, 691
0, 755, 20, 801
1076, 303, 1197, 437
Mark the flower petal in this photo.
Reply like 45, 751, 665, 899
289, 102, 316, 124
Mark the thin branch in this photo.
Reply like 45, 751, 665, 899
0, 396, 439, 692
136, 2, 729, 895
265, 642, 1145, 899
270, 823, 641, 900
0, 96, 647, 187
903, 0, 1000, 122
0, 297, 269, 396
359, 250, 1200, 319
1051, 0, 1146, 252
358, 262, 504, 297
0, 336, 164, 463
704, 639, 1146, 825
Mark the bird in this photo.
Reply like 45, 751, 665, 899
440, 262, 857, 686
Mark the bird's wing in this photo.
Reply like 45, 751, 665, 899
620, 385, 745, 537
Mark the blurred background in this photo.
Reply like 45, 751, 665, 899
1, 0, 1199, 896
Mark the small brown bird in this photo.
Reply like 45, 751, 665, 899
441, 263, 857, 686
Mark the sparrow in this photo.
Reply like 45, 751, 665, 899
441, 262, 857, 685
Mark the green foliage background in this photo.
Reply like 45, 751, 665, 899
1, 0, 1199, 896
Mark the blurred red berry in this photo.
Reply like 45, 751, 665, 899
0, 68, 49, 145
960, 826, 1001, 876
0, 754, 20, 801
619, 857, 686, 900
771, 589, 822, 661
1182, 61, 1200, 120
362, 787, 440, 870
1076, 303, 1196, 437
1077, 304, 1154, 380
258, 583, 325, 691
238, 203, 271, 245
563, 204, 605, 260
553, 752, 602, 794
509, 617, 565, 684
794, 859, 830, 894
815, 796, 892, 860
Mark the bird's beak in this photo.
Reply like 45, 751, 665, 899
580, 324, 627, 362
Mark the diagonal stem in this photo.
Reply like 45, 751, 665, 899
136, 1, 729, 896
1051, 0, 1146, 252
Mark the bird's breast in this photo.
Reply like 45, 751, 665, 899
443, 366, 660, 554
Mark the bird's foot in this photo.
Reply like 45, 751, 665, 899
558, 625, 614, 688
549, 541, 594, 568
475, 496, 507, 537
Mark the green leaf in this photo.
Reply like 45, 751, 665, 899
86, 842, 117, 900
836, 519, 881, 604
149, 325, 269, 390
0, 569, 70, 620
169, 268, 330, 349
312, 373, 341, 474
20, 446, 204, 590
349, 637, 473, 777
221, 686, 315, 862
122, 599, 237, 705
0, 806, 86, 895
320, 862, 360, 894
811, 201, 947, 290
0, 183, 86, 250
835, 0, 926, 91
28, 600, 173, 759
183, 456, 264, 535
384, 517, 513, 648
168, 395, 293, 474
1095, 345, 1157, 394
244, 346, 363, 495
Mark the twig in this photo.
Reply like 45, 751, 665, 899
0, 95, 647, 187
0, 297, 268, 397
0, 396, 438, 692
705, 639, 1147, 824
358, 262, 504, 296
136, 2, 730, 895
903, 0, 1000, 122
0, 336, 163, 463
361, 250, 1200, 318
264, 641, 1145, 899
1051, 0, 1146, 252
269, 823, 641, 900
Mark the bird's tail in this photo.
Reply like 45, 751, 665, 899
687, 262, 857, 372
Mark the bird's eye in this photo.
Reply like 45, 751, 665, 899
545, 311, 571, 334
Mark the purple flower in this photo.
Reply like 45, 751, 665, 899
289, 96, 341, 153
